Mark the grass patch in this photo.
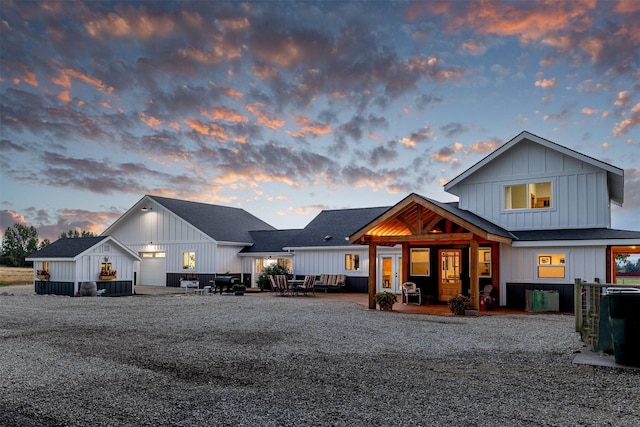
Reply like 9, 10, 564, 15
0, 266, 33, 286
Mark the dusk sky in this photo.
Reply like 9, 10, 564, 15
1, 0, 639, 243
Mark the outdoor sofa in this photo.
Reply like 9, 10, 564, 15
313, 274, 347, 292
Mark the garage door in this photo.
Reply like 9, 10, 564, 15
140, 252, 166, 286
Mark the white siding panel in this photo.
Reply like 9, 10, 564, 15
453, 139, 612, 230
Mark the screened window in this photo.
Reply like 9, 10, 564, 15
504, 181, 552, 210
537, 253, 565, 278
183, 252, 195, 270
345, 254, 360, 271
410, 248, 430, 276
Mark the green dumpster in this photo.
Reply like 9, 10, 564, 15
608, 289, 640, 367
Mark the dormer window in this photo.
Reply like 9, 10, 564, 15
504, 181, 552, 210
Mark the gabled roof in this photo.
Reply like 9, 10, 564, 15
444, 131, 625, 205
26, 236, 140, 261
240, 229, 302, 254
286, 206, 391, 248
104, 195, 276, 244
148, 195, 275, 243
349, 193, 513, 245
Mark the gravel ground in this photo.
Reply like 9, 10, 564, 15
1, 290, 638, 427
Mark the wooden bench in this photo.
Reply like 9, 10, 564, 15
313, 274, 346, 292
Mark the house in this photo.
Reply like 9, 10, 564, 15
31, 131, 638, 309
349, 131, 640, 310
26, 236, 140, 296
102, 195, 276, 287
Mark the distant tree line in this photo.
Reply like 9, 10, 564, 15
0, 224, 95, 267
616, 254, 640, 273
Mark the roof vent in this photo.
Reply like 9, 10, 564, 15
324, 235, 332, 241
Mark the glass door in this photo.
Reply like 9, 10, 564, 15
438, 249, 461, 301
379, 255, 403, 294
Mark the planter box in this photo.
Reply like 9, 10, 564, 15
99, 275, 117, 280
36, 274, 50, 280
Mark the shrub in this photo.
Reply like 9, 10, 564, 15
257, 264, 289, 290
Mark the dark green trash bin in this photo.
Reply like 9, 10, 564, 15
608, 289, 640, 367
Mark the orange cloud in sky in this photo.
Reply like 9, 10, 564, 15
615, 0, 640, 14
140, 112, 163, 128
286, 116, 332, 139
85, 10, 175, 41
467, 140, 497, 154
581, 107, 598, 115
51, 67, 113, 94
614, 91, 631, 107
21, 66, 39, 87
535, 77, 557, 88
408, 0, 597, 43
246, 103, 285, 130
431, 142, 463, 164
200, 106, 248, 123
58, 90, 71, 103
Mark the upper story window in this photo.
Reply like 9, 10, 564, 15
504, 181, 552, 210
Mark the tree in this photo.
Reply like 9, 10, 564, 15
60, 229, 96, 238
1, 224, 40, 267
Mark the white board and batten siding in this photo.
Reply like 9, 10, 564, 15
457, 140, 611, 230
499, 243, 605, 303
292, 246, 397, 276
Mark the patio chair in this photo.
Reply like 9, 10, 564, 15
298, 275, 315, 296
403, 281, 422, 305
269, 275, 283, 295
480, 284, 495, 310
276, 275, 290, 296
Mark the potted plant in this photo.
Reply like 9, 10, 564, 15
374, 291, 397, 311
232, 284, 246, 296
36, 269, 50, 280
448, 294, 470, 315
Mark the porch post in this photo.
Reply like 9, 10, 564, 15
368, 243, 377, 309
470, 236, 479, 310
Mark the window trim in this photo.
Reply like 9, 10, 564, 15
410, 248, 430, 276
503, 180, 554, 211
536, 253, 566, 279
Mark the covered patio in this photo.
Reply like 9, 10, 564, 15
348, 193, 513, 310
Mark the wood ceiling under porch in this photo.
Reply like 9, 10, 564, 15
349, 193, 512, 310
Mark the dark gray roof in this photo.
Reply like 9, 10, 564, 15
436, 200, 514, 239
149, 195, 275, 243
511, 228, 640, 241
27, 237, 108, 259
241, 229, 302, 253
287, 206, 391, 248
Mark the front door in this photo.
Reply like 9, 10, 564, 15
439, 249, 461, 301
379, 255, 403, 294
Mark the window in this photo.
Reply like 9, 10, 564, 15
410, 248, 430, 276
537, 253, 565, 278
255, 257, 292, 273
345, 254, 360, 271
183, 252, 195, 270
504, 181, 552, 210
478, 248, 492, 278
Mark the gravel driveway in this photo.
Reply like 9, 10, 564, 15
1, 291, 638, 426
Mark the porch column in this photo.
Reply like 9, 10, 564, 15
368, 243, 377, 309
470, 236, 479, 310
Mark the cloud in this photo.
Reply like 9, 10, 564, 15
430, 142, 463, 165
399, 126, 433, 148
613, 102, 640, 136
440, 123, 469, 138
535, 77, 557, 88
581, 107, 599, 115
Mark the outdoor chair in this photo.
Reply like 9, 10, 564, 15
269, 275, 283, 295
276, 275, 290, 296
403, 281, 422, 305
480, 284, 495, 310
298, 275, 315, 296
